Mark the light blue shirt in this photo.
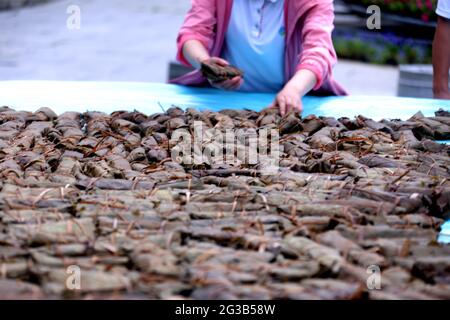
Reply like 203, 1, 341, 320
437, 0, 450, 19
221, 0, 286, 93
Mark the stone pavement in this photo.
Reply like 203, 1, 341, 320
0, 0, 399, 96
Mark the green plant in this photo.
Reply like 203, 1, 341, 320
344, 0, 438, 22
333, 30, 432, 65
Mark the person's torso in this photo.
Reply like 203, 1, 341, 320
221, 0, 286, 93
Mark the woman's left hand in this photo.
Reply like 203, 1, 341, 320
269, 83, 303, 116
269, 69, 317, 117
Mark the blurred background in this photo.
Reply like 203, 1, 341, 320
0, 0, 442, 97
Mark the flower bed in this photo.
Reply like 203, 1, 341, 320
333, 30, 432, 65
343, 0, 438, 22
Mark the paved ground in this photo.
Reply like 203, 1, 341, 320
0, 0, 399, 95
334, 60, 399, 96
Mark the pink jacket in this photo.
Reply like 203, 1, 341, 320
171, 0, 347, 96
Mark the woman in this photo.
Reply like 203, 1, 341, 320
171, 0, 346, 115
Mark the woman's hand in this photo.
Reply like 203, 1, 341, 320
202, 57, 243, 91
434, 91, 450, 100
182, 41, 242, 90
269, 83, 303, 116
269, 69, 317, 116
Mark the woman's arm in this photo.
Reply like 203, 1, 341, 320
296, 0, 337, 91
433, 16, 450, 99
176, 0, 217, 66
182, 39, 211, 70
177, 1, 242, 90
271, 1, 336, 115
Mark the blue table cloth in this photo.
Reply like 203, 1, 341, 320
1, 80, 449, 120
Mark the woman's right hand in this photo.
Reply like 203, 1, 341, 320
202, 57, 243, 91
182, 41, 243, 91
